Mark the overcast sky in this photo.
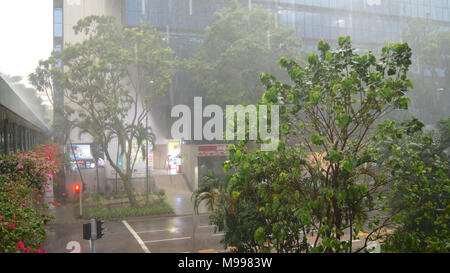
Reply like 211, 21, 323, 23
0, 1, 53, 86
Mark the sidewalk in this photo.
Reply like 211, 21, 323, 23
51, 203, 80, 225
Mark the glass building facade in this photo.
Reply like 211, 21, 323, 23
124, 0, 450, 56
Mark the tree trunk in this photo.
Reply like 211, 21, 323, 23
103, 143, 139, 207
123, 173, 138, 207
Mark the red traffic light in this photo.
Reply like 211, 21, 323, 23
74, 184, 81, 193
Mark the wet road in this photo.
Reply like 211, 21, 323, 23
44, 214, 225, 253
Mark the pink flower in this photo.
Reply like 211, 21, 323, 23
16, 161, 23, 170
24, 247, 31, 253
57, 203, 61, 207
9, 223, 15, 229
16, 241, 24, 250
22, 200, 27, 204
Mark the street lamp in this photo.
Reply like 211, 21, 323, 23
145, 80, 154, 208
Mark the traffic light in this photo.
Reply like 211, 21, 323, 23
74, 184, 81, 194
83, 223, 91, 240
96, 219, 105, 239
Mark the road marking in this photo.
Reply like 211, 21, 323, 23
199, 225, 215, 228
122, 220, 151, 253
125, 215, 192, 223
137, 229, 177, 234
212, 233, 224, 237
144, 237, 192, 244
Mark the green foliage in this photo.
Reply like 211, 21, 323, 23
156, 189, 167, 203
0, 152, 56, 253
437, 118, 450, 152
192, 172, 222, 214
187, 2, 302, 106
208, 37, 417, 253
377, 120, 450, 253
76, 203, 173, 220
30, 15, 176, 207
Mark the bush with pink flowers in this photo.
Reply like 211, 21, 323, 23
0, 142, 61, 253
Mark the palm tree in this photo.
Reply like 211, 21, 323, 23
191, 172, 221, 214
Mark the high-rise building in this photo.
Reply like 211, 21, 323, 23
123, 0, 450, 56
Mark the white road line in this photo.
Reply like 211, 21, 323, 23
122, 220, 151, 253
199, 225, 215, 228
137, 229, 176, 234
212, 233, 224, 237
144, 237, 192, 244
124, 215, 192, 223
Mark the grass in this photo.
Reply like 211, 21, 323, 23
74, 202, 174, 220
73, 190, 173, 219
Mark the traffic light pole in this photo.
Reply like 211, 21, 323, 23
83, 219, 105, 253
79, 185, 83, 217
90, 219, 97, 253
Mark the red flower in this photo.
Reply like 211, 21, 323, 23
9, 222, 15, 229
16, 241, 24, 250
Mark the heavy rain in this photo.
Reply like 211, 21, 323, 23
0, 0, 448, 264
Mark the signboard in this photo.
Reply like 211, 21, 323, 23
69, 144, 93, 160
198, 145, 229, 157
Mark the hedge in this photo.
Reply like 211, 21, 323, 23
0, 143, 61, 253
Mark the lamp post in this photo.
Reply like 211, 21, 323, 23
145, 80, 154, 208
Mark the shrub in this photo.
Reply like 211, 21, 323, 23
0, 142, 60, 253
75, 203, 174, 220
0, 174, 52, 253
378, 123, 450, 253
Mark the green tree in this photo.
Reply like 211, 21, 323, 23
187, 1, 302, 106
378, 118, 449, 253
29, 16, 175, 207
402, 17, 450, 124
208, 37, 416, 253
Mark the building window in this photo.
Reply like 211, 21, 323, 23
54, 8, 63, 37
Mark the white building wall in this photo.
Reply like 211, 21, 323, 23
62, 0, 171, 182
63, 0, 122, 45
